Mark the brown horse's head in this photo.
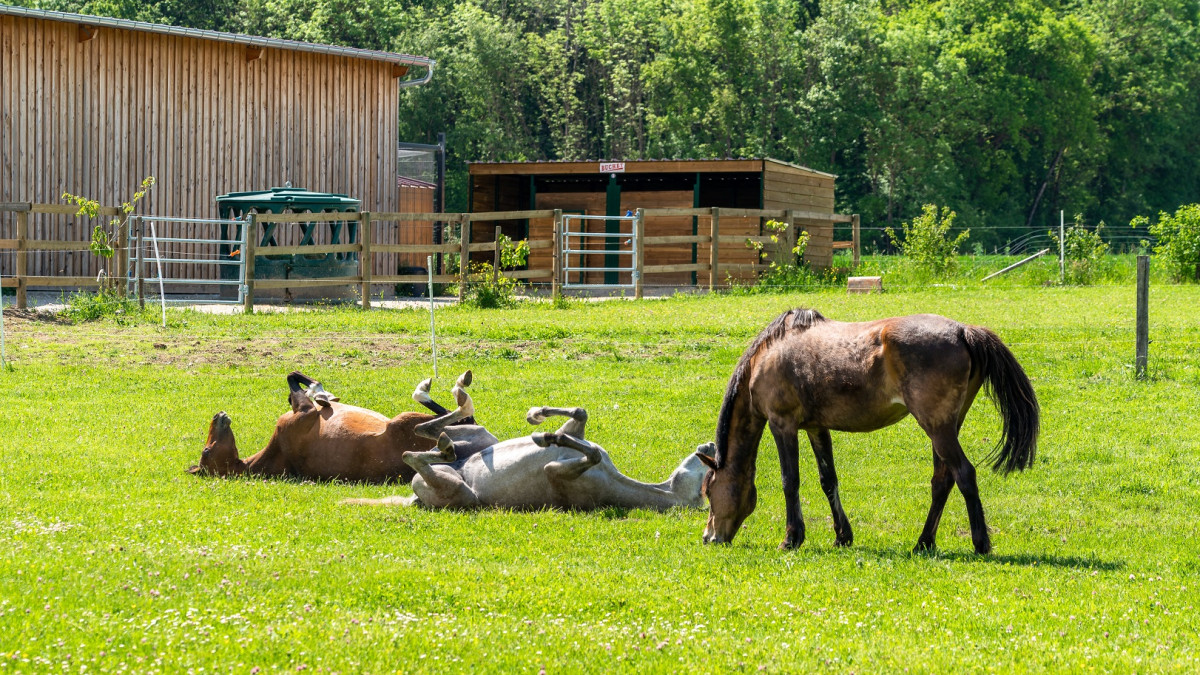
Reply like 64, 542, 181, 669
697, 453, 756, 545
189, 412, 246, 476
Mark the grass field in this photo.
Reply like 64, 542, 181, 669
1, 284, 1198, 673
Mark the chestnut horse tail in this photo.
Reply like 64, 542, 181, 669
962, 326, 1040, 474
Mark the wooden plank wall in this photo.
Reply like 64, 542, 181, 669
0, 13, 401, 284
468, 174, 522, 246
627, 190, 692, 286
379, 185, 435, 276
762, 162, 836, 269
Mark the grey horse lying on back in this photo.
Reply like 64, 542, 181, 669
344, 381, 714, 511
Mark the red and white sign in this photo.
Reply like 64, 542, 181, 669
599, 162, 625, 173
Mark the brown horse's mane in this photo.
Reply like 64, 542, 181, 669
713, 308, 826, 467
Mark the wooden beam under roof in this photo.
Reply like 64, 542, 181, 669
468, 159, 766, 176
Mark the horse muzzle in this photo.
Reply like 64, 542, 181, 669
701, 525, 732, 545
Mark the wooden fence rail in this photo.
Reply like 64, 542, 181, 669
1, 202, 129, 308
633, 206, 859, 298
2, 203, 858, 309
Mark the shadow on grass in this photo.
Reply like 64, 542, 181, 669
594, 506, 633, 520
859, 545, 1126, 571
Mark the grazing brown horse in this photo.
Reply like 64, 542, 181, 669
697, 308, 1038, 554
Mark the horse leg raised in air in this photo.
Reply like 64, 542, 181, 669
399, 405, 595, 509
191, 370, 488, 483
699, 308, 1039, 555
347, 401, 716, 511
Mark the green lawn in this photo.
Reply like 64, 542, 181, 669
1, 285, 1198, 673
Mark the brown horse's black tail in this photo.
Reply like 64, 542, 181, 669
962, 326, 1039, 474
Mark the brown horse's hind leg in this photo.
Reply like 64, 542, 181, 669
807, 429, 853, 547
768, 422, 805, 550
413, 373, 476, 442
926, 426, 991, 554
914, 451, 955, 552
913, 378, 981, 551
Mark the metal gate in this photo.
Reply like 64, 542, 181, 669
126, 215, 249, 305
560, 213, 639, 290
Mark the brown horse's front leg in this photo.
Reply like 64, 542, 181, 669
807, 429, 853, 547
769, 422, 805, 550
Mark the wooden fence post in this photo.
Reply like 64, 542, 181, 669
851, 214, 861, 268
784, 210, 797, 267
359, 211, 372, 310
458, 214, 471, 304
552, 209, 563, 297
15, 208, 28, 309
135, 216, 145, 310
634, 208, 645, 299
493, 225, 502, 286
242, 213, 256, 313
114, 214, 129, 298
709, 207, 720, 291
1136, 255, 1149, 379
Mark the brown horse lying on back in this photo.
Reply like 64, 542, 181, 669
699, 308, 1039, 554
189, 371, 497, 483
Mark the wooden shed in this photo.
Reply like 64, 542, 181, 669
0, 5, 438, 284
468, 159, 837, 286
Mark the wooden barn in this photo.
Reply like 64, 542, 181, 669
467, 159, 837, 286
0, 5, 438, 285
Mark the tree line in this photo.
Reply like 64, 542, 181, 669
25, 0, 1200, 247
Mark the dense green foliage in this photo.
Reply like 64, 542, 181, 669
1, 287, 1199, 671
20, 0, 1200, 243
1133, 203, 1200, 280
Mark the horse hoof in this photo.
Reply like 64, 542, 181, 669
834, 537, 853, 548
912, 541, 936, 554
531, 432, 556, 448
412, 378, 433, 404
457, 370, 472, 388
779, 536, 804, 550
974, 542, 993, 556
526, 407, 546, 425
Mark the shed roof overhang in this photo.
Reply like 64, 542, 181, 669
468, 158, 836, 179
0, 4, 436, 87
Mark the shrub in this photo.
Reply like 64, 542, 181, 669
1051, 215, 1110, 285
740, 220, 849, 292
59, 287, 143, 323
1131, 204, 1200, 281
62, 176, 155, 258
885, 204, 969, 277
460, 233, 530, 308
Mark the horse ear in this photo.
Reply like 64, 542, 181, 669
695, 452, 719, 471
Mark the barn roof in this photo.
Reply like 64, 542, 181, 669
0, 4, 435, 87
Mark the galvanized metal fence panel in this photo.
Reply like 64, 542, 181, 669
127, 215, 248, 305
560, 214, 639, 290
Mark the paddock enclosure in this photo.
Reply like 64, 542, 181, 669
468, 159, 841, 287
0, 6, 438, 287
